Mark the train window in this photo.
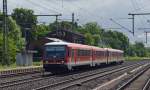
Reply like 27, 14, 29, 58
45, 45, 66, 58
95, 51, 104, 56
77, 50, 91, 56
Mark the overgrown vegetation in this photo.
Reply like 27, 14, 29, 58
0, 8, 150, 66
0, 14, 25, 65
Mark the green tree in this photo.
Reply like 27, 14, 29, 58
102, 30, 129, 51
134, 42, 146, 57
93, 34, 101, 46
33, 24, 51, 37
12, 8, 37, 46
0, 14, 24, 65
85, 33, 94, 45
8, 17, 25, 50
12, 8, 37, 29
84, 22, 101, 35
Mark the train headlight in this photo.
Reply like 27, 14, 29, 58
61, 61, 64, 63
46, 61, 48, 64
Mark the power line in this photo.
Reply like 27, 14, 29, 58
130, 0, 145, 28
27, 0, 60, 14
128, 13, 150, 37
131, 0, 149, 27
110, 18, 132, 33
59, 0, 101, 21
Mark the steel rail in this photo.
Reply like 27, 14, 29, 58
142, 77, 150, 90
32, 62, 145, 90
116, 65, 150, 90
0, 64, 128, 88
0, 74, 42, 85
0, 67, 43, 78
0, 73, 54, 88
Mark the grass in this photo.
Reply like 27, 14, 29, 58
0, 63, 17, 71
125, 56, 150, 61
33, 61, 42, 66
0, 61, 42, 71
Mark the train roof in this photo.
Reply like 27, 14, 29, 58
45, 41, 70, 46
45, 42, 123, 53
91, 46, 106, 51
68, 43, 92, 49
45, 42, 93, 49
105, 48, 124, 53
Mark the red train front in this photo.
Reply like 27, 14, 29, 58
43, 42, 70, 72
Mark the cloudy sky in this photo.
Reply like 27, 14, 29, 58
1, 0, 150, 46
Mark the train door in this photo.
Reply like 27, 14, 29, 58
92, 50, 95, 66
109, 52, 111, 62
74, 49, 77, 64
107, 50, 109, 64
92, 50, 95, 61
71, 49, 76, 65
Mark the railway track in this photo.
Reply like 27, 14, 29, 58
142, 77, 150, 90
0, 72, 53, 89
0, 64, 122, 89
0, 61, 148, 90
116, 64, 150, 90
0, 66, 43, 78
32, 62, 147, 90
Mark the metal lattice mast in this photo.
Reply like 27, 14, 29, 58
2, 0, 9, 64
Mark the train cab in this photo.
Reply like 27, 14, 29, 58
43, 42, 70, 71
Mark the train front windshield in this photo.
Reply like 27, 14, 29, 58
45, 45, 66, 58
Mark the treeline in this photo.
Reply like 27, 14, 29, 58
0, 8, 149, 65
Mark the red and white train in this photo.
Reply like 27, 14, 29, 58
43, 42, 124, 72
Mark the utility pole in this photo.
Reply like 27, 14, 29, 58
138, 28, 150, 43
143, 31, 150, 43
2, 0, 9, 64
128, 13, 150, 36
132, 15, 135, 36
56, 15, 58, 30
128, 14, 135, 36
72, 13, 75, 30
145, 32, 148, 43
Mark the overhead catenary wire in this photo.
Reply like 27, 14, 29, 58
130, 0, 145, 28
27, 0, 60, 14
131, 0, 150, 27
130, 0, 150, 43
110, 18, 132, 33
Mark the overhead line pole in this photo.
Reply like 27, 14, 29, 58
128, 13, 150, 36
143, 31, 150, 43
72, 13, 75, 30
132, 14, 135, 36
137, 27, 150, 43
2, 0, 9, 64
145, 32, 148, 43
